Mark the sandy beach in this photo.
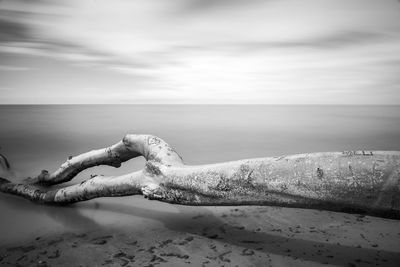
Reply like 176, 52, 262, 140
1, 194, 399, 267
1, 105, 400, 266
2, 0, 400, 264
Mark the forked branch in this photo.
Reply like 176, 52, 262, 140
1, 134, 399, 219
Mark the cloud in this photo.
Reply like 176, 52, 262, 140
0, 2, 126, 68
0, 18, 30, 42
0, 65, 30, 71
1, 0, 400, 104
0, 22, 151, 79
225, 30, 398, 53
177, 0, 266, 13
300, 30, 397, 49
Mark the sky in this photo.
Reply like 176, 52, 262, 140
0, 0, 400, 104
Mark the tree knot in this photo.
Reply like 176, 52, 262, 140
145, 162, 162, 176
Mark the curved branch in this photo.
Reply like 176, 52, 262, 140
0, 170, 156, 204
25, 134, 183, 186
123, 134, 184, 166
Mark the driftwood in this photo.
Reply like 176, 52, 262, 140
0, 134, 399, 219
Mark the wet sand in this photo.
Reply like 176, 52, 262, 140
1, 197, 399, 267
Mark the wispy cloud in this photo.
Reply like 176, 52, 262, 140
176, 0, 266, 13
0, 18, 29, 42
0, 65, 30, 71
0, 0, 400, 104
226, 30, 398, 51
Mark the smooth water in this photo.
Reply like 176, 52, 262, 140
0, 105, 400, 245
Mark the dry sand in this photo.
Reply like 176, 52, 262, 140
1, 200, 399, 267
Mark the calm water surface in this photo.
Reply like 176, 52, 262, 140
0, 105, 400, 245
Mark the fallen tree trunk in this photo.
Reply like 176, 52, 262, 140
1, 134, 399, 219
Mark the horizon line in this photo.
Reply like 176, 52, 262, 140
1, 103, 399, 106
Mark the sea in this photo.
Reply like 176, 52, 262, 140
0, 105, 400, 246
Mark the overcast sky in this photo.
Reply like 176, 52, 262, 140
0, 0, 400, 104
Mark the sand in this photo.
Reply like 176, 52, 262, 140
0, 201, 399, 267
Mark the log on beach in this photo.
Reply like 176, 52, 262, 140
0, 134, 399, 219
154, 150, 400, 219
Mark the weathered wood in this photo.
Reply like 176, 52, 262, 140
148, 151, 400, 219
0, 135, 399, 219
23, 134, 183, 186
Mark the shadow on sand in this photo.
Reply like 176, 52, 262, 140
1, 193, 399, 266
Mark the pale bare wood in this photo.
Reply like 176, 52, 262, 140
1, 135, 399, 219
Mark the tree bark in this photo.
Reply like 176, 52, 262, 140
1, 134, 399, 219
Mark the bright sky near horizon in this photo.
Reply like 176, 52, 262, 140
0, 0, 400, 104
